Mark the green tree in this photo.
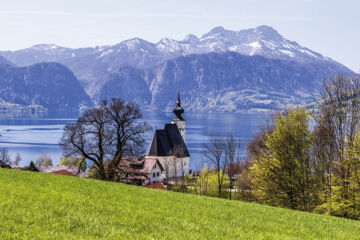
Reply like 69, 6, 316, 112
195, 167, 229, 198
28, 161, 37, 171
250, 107, 314, 211
311, 110, 337, 215
312, 75, 360, 218
320, 131, 360, 219
59, 156, 87, 172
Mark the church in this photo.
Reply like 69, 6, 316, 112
145, 91, 190, 179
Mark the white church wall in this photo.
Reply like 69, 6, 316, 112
171, 119, 185, 142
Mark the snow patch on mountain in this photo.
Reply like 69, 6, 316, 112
248, 42, 262, 55
279, 49, 295, 57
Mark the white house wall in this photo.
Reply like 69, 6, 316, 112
147, 162, 165, 183
146, 156, 189, 179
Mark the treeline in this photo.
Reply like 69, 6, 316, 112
182, 75, 360, 220
238, 75, 360, 220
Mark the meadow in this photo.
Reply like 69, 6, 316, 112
0, 168, 359, 239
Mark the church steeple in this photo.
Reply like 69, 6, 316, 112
172, 90, 185, 121
171, 90, 186, 142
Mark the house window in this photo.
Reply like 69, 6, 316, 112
157, 172, 159, 177
153, 173, 156, 177
153, 164, 156, 169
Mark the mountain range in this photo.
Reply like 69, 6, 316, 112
0, 61, 91, 111
0, 25, 354, 112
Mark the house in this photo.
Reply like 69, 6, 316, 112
0, 160, 12, 169
119, 158, 165, 186
145, 91, 190, 179
36, 165, 87, 177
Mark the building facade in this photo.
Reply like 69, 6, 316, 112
145, 91, 190, 179
118, 158, 165, 186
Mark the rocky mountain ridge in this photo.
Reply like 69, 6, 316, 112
0, 26, 355, 112
100, 52, 352, 112
0, 62, 92, 111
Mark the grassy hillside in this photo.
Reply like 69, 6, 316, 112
0, 169, 359, 240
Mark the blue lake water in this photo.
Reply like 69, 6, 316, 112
0, 111, 266, 170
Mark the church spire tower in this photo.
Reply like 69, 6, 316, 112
171, 90, 186, 141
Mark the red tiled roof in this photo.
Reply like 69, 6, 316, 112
145, 182, 166, 190
37, 166, 86, 177
54, 169, 75, 176
119, 158, 163, 175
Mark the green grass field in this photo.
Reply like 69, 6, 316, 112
0, 169, 359, 240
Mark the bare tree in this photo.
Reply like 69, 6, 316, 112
321, 76, 360, 156
34, 153, 53, 167
311, 75, 360, 209
224, 134, 240, 199
235, 161, 253, 201
203, 136, 226, 197
0, 148, 11, 164
14, 153, 22, 167
312, 111, 337, 212
314, 75, 360, 195
60, 98, 150, 181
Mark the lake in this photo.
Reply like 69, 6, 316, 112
0, 111, 266, 170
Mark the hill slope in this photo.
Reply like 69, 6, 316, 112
0, 169, 359, 239
0, 55, 15, 66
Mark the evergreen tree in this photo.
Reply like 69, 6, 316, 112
28, 161, 37, 171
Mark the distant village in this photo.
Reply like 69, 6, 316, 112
0, 92, 240, 192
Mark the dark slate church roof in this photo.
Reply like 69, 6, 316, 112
147, 124, 190, 157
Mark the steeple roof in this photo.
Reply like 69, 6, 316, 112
146, 124, 190, 157
172, 90, 185, 121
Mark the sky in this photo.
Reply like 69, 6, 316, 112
0, 0, 359, 72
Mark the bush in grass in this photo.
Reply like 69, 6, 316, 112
195, 167, 229, 198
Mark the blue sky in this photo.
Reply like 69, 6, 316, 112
0, 0, 359, 72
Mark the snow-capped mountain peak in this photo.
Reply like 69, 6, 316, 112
182, 34, 199, 43
156, 38, 181, 53
0, 25, 352, 113
0, 25, 341, 74
117, 38, 153, 50
201, 26, 237, 42
254, 25, 283, 41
